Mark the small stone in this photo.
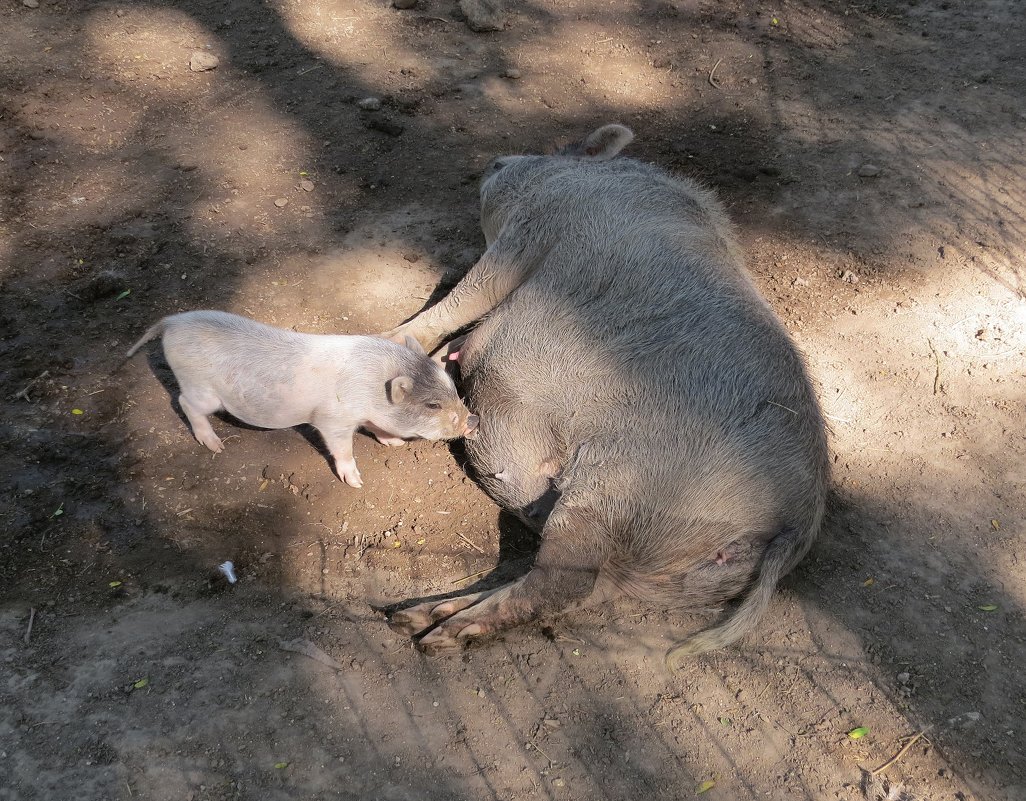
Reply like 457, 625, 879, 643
189, 51, 220, 72
393, 0, 417, 7
356, 96, 382, 111
975, 328, 990, 341
274, 197, 289, 208
23, 0, 40, 8
857, 163, 881, 178
460, 0, 505, 32
502, 67, 522, 79
402, 252, 420, 263
897, 672, 910, 684
552, 778, 565, 788
839, 269, 859, 284
300, 179, 315, 192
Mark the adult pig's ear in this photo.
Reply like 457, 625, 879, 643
387, 376, 413, 404
402, 335, 426, 356
565, 124, 634, 161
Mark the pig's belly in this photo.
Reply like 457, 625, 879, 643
218, 383, 312, 430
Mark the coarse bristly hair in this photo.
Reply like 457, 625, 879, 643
385, 124, 829, 664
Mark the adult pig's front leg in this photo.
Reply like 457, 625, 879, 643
385, 229, 549, 352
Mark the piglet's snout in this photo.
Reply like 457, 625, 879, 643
463, 414, 480, 439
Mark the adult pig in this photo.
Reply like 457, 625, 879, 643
386, 125, 829, 669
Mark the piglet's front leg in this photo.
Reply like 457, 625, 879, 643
317, 424, 363, 488
363, 421, 407, 447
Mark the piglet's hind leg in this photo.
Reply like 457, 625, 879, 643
179, 391, 225, 453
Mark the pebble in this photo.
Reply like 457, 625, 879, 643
189, 51, 220, 72
23, 0, 40, 8
274, 197, 289, 208
300, 179, 315, 192
393, 0, 417, 7
897, 672, 911, 684
460, 0, 505, 32
502, 67, 522, 79
356, 96, 382, 111
857, 163, 881, 178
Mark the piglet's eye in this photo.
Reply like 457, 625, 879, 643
426, 402, 442, 410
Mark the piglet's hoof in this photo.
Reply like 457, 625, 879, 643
337, 461, 363, 488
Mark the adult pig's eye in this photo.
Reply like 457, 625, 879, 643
426, 402, 442, 410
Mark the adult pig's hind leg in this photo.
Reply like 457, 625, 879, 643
389, 505, 608, 654
179, 390, 225, 453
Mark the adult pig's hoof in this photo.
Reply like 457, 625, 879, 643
387, 605, 436, 637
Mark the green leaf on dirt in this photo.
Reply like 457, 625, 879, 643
771, 17, 779, 25
847, 727, 869, 739
108, 580, 123, 588
274, 762, 289, 770
990, 519, 1000, 530
863, 577, 875, 587
299, 171, 309, 176
572, 648, 582, 656
696, 779, 716, 794
978, 604, 998, 612
133, 678, 149, 689
49, 503, 64, 519
114, 289, 131, 301
718, 717, 731, 726
72, 408, 84, 415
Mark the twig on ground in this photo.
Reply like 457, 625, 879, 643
24, 608, 35, 644
11, 370, 49, 402
927, 339, 941, 395
452, 568, 490, 584
457, 532, 485, 554
870, 730, 927, 777
528, 740, 555, 766
709, 57, 723, 88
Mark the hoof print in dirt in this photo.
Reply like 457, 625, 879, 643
363, 116, 405, 137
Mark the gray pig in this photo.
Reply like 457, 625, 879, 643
126, 310, 478, 487
385, 125, 829, 670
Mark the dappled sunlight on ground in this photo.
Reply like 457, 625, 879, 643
2, 1, 1025, 800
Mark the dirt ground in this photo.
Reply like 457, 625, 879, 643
1, 0, 1024, 799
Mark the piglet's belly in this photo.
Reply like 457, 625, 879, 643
218, 387, 314, 430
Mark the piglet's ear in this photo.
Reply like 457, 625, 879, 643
403, 335, 426, 356
387, 376, 413, 404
